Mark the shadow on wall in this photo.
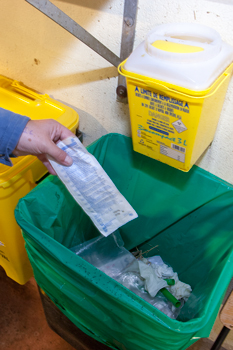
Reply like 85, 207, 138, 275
0, 0, 120, 90
39, 66, 118, 90
56, 99, 108, 146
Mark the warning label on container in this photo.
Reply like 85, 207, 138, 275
160, 145, 185, 163
133, 86, 189, 148
130, 86, 192, 169
172, 119, 187, 133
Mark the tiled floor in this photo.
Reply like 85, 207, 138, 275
0, 266, 232, 350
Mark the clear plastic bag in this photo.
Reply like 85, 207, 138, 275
49, 136, 138, 236
71, 231, 136, 279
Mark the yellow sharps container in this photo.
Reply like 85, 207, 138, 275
0, 75, 79, 284
119, 23, 233, 171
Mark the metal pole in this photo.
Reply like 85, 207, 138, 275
25, 0, 121, 68
210, 326, 231, 350
117, 0, 138, 100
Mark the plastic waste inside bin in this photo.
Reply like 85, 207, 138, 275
70, 231, 192, 318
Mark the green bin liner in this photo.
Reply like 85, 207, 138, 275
15, 133, 233, 350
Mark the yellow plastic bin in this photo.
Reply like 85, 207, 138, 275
119, 23, 233, 171
0, 75, 79, 284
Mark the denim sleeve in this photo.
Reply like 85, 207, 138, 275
0, 108, 30, 166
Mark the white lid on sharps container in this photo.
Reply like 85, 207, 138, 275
123, 23, 233, 91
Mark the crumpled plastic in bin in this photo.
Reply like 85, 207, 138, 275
15, 133, 233, 350
70, 231, 191, 319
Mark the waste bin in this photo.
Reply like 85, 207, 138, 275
118, 23, 233, 171
0, 74, 79, 284
15, 133, 233, 350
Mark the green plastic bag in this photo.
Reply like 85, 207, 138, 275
15, 133, 233, 350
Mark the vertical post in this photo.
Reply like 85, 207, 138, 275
210, 326, 230, 350
116, 0, 138, 102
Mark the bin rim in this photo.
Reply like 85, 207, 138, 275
118, 60, 233, 100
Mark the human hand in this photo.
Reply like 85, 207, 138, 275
13, 119, 74, 175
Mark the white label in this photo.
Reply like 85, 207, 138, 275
160, 145, 185, 163
0, 241, 5, 247
49, 137, 138, 237
172, 119, 187, 133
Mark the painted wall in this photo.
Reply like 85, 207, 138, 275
1, 0, 233, 183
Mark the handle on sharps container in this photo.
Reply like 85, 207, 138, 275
11, 80, 48, 101
118, 62, 230, 100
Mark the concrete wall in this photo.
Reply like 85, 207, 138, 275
1, 0, 233, 183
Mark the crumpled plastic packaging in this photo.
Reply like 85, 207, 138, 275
138, 260, 168, 297
70, 230, 135, 279
71, 231, 192, 319
169, 274, 192, 302
138, 258, 192, 302
117, 271, 184, 319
